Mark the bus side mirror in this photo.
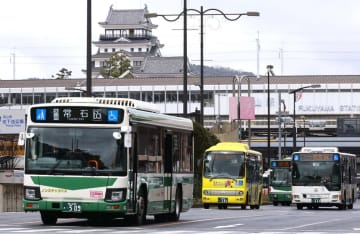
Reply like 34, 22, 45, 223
112, 132, 122, 140
120, 126, 132, 148
18, 132, 26, 146
124, 133, 132, 148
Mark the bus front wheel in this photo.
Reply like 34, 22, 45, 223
40, 211, 57, 225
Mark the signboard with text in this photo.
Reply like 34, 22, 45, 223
0, 109, 26, 134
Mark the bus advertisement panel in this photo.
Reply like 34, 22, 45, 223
202, 142, 263, 210
292, 147, 357, 210
20, 97, 194, 225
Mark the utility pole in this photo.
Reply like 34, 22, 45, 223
10, 49, 16, 80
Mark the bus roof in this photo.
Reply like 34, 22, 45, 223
300, 147, 339, 153
271, 157, 292, 162
205, 142, 257, 153
51, 97, 160, 113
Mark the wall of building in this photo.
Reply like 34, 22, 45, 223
0, 170, 24, 212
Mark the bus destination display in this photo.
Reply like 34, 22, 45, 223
31, 107, 124, 124
294, 153, 338, 161
272, 161, 291, 167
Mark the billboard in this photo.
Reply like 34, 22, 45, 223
0, 109, 26, 134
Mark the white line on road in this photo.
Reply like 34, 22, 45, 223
214, 223, 244, 229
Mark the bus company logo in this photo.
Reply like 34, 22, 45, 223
90, 190, 103, 199
225, 180, 232, 187
41, 188, 67, 193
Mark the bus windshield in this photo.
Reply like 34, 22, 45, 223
204, 152, 245, 179
292, 161, 340, 190
25, 127, 127, 176
271, 167, 291, 186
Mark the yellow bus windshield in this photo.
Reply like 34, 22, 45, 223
204, 152, 245, 179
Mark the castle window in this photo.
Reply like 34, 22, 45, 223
133, 61, 142, 66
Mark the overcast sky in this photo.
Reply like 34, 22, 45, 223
1, 0, 360, 79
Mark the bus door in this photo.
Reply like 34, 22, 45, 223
247, 155, 258, 204
128, 132, 137, 213
246, 155, 254, 204
164, 133, 173, 212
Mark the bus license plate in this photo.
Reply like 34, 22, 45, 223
312, 198, 320, 203
218, 197, 228, 203
63, 202, 82, 213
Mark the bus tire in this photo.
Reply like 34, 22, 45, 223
203, 203, 210, 209
348, 203, 353, 209
136, 191, 146, 225
40, 211, 57, 225
169, 187, 182, 221
241, 205, 246, 210
296, 204, 303, 210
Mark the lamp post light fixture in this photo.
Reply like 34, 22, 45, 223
289, 84, 321, 152
146, 8, 259, 125
266, 65, 275, 167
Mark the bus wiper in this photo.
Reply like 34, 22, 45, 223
82, 167, 98, 176
47, 160, 62, 175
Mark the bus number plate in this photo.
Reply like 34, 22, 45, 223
312, 198, 320, 203
63, 202, 82, 213
218, 197, 228, 203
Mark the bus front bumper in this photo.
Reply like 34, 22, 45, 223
23, 199, 128, 214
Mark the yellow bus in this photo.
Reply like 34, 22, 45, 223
202, 142, 263, 209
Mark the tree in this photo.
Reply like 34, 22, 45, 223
193, 121, 220, 199
100, 51, 132, 78
55, 68, 72, 79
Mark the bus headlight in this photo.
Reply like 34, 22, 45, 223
105, 188, 126, 202
24, 186, 41, 201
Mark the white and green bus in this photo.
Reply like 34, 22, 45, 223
20, 97, 194, 225
292, 147, 357, 210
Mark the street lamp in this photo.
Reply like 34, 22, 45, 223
86, 0, 92, 97
266, 65, 275, 167
289, 84, 321, 152
146, 8, 259, 125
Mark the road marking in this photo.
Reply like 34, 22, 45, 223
12, 229, 68, 233
214, 223, 244, 229
153, 214, 265, 227
60, 229, 114, 233
280, 217, 349, 231
0, 228, 27, 231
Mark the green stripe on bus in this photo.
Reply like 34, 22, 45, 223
31, 176, 116, 190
